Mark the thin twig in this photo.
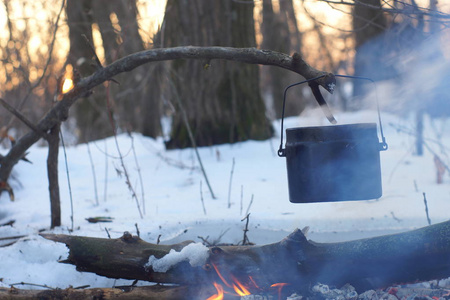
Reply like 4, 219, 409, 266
198, 228, 230, 246
0, 235, 26, 241
423, 192, 432, 226
105, 227, 111, 239
82, 34, 103, 70
82, 34, 119, 84
60, 131, 74, 231
200, 181, 207, 215
240, 185, 244, 216
227, 158, 235, 209
74, 285, 91, 290
157, 234, 162, 245
0, 219, 15, 227
129, 134, 145, 215
135, 223, 140, 238
390, 123, 450, 174
391, 211, 402, 222
241, 213, 251, 245
197, 235, 211, 246
0, 241, 18, 247
168, 79, 216, 199
10, 282, 55, 290
86, 142, 99, 206
0, 98, 47, 139
103, 140, 108, 202
245, 194, 254, 216
105, 82, 143, 219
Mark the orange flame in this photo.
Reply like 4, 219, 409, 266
232, 277, 251, 296
206, 282, 224, 300
208, 264, 251, 298
271, 282, 290, 299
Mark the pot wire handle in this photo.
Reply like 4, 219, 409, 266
277, 75, 326, 157
277, 74, 388, 158
334, 75, 388, 151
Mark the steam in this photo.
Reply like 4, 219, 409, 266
357, 32, 450, 117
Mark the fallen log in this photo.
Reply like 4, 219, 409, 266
41, 220, 450, 293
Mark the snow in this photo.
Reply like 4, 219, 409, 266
1, 110, 450, 289
145, 242, 209, 272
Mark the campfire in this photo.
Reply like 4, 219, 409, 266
206, 263, 290, 299
40, 220, 450, 300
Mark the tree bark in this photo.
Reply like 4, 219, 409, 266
0, 46, 334, 185
42, 220, 450, 293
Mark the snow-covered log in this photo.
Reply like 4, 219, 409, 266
41, 219, 450, 292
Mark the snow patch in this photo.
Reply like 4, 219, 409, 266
145, 242, 209, 272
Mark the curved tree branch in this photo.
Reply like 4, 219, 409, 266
0, 46, 335, 183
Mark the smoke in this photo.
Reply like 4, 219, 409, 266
355, 27, 450, 118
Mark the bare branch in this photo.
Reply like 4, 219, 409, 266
0, 46, 335, 183
320, 0, 450, 20
0, 98, 47, 139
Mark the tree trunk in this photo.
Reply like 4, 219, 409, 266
66, 0, 111, 142
47, 124, 61, 228
42, 220, 450, 293
162, 0, 272, 149
261, 0, 304, 119
67, 0, 162, 141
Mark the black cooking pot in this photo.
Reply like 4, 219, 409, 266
283, 123, 384, 203
278, 76, 388, 203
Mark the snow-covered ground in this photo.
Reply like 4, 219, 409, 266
1, 110, 449, 289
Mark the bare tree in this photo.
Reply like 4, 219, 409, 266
66, 0, 162, 142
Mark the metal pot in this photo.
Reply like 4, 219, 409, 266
281, 123, 385, 203
277, 76, 388, 203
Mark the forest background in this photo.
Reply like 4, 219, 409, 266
1, 0, 448, 151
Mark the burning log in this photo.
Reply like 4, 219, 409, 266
41, 220, 450, 294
